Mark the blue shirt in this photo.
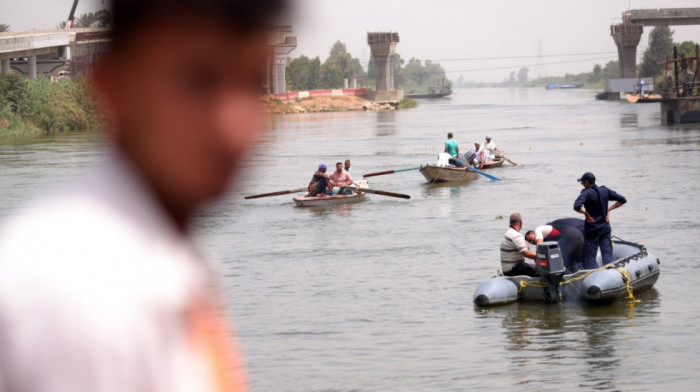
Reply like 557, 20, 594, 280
445, 139, 459, 158
573, 185, 627, 232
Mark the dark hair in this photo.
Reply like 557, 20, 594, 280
509, 213, 521, 225
447, 132, 453, 138
525, 230, 534, 238
110, 0, 288, 50
336, 162, 342, 166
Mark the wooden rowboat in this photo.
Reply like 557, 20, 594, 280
419, 165, 479, 183
292, 180, 369, 207
626, 93, 663, 103
420, 157, 503, 183
292, 192, 366, 207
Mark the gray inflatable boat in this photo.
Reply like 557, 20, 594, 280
473, 239, 660, 307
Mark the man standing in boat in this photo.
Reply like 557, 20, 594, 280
329, 162, 355, 195
525, 218, 585, 273
574, 172, 627, 269
500, 213, 539, 277
444, 132, 466, 167
308, 164, 335, 197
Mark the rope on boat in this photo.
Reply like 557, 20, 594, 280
615, 267, 641, 303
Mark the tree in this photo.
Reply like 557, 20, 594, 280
0, 24, 10, 32
518, 67, 529, 83
74, 13, 98, 28
95, 9, 113, 28
319, 63, 344, 88
640, 26, 674, 77
286, 55, 321, 91
56, 21, 68, 29
677, 40, 699, 58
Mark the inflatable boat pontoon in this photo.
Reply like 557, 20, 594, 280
473, 238, 660, 307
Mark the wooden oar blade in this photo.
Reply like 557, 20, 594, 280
358, 188, 411, 199
363, 166, 420, 178
496, 152, 519, 166
244, 187, 306, 199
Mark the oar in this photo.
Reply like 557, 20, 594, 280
495, 151, 520, 166
363, 166, 420, 178
467, 166, 501, 181
357, 188, 410, 199
244, 187, 306, 199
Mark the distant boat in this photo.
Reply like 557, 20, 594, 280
545, 82, 584, 90
406, 79, 453, 98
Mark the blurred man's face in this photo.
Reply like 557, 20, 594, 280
98, 16, 271, 212
336, 163, 343, 173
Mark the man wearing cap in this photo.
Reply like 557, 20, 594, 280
484, 136, 497, 161
308, 164, 335, 197
500, 213, 539, 277
574, 172, 627, 269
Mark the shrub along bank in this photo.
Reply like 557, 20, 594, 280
0, 73, 97, 137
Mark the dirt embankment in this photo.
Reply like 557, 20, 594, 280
262, 95, 398, 114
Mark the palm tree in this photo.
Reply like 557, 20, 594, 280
0, 24, 10, 33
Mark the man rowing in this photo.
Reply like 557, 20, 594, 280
329, 161, 356, 195
308, 164, 335, 197
444, 132, 466, 167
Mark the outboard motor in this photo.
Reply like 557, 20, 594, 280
535, 242, 566, 303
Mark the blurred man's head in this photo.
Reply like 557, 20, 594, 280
95, 0, 287, 226
335, 162, 343, 173
344, 159, 351, 171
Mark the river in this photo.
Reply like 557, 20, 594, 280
0, 88, 698, 391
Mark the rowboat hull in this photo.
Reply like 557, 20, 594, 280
482, 157, 504, 169
419, 165, 479, 183
626, 93, 663, 103
292, 192, 366, 207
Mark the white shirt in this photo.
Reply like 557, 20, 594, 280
484, 141, 496, 161
500, 227, 528, 271
0, 151, 243, 392
534, 225, 554, 242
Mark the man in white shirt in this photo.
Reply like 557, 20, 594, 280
0, 1, 288, 391
500, 213, 539, 277
525, 218, 585, 273
484, 136, 497, 161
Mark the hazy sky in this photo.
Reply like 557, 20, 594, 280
3, 0, 700, 82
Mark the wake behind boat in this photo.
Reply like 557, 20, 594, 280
473, 238, 660, 306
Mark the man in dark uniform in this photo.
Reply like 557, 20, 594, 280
573, 172, 627, 269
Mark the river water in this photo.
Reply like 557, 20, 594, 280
0, 88, 699, 391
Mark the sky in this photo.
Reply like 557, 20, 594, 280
3, 0, 700, 82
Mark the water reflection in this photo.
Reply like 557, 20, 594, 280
620, 111, 638, 129
375, 111, 397, 136
421, 182, 464, 199
301, 201, 360, 217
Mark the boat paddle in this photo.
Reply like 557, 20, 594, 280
244, 187, 307, 199
363, 166, 420, 178
467, 166, 501, 181
356, 188, 410, 199
495, 152, 520, 166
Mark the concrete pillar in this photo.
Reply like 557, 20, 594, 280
368, 32, 399, 92
265, 56, 271, 94
344, 78, 348, 89
1, 59, 10, 74
271, 54, 287, 94
353, 78, 357, 89
28, 55, 37, 79
611, 23, 643, 78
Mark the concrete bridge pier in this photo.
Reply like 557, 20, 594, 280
28, 55, 37, 79
1, 59, 9, 74
611, 23, 643, 78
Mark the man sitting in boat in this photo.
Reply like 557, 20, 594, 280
328, 162, 356, 195
444, 132, 466, 167
484, 136, 497, 161
500, 213, 539, 277
471, 141, 485, 169
344, 159, 352, 173
525, 218, 585, 273
307, 164, 335, 197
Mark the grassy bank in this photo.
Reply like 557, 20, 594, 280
0, 74, 97, 137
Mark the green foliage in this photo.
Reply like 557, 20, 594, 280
72, 10, 113, 28
393, 56, 449, 93
398, 97, 417, 109
640, 26, 674, 77
0, 24, 10, 32
286, 55, 321, 90
0, 74, 97, 136
319, 63, 344, 88
677, 41, 699, 59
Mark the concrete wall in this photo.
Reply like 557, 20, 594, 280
274, 88, 368, 101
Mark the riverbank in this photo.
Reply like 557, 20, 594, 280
0, 74, 97, 138
262, 95, 417, 114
